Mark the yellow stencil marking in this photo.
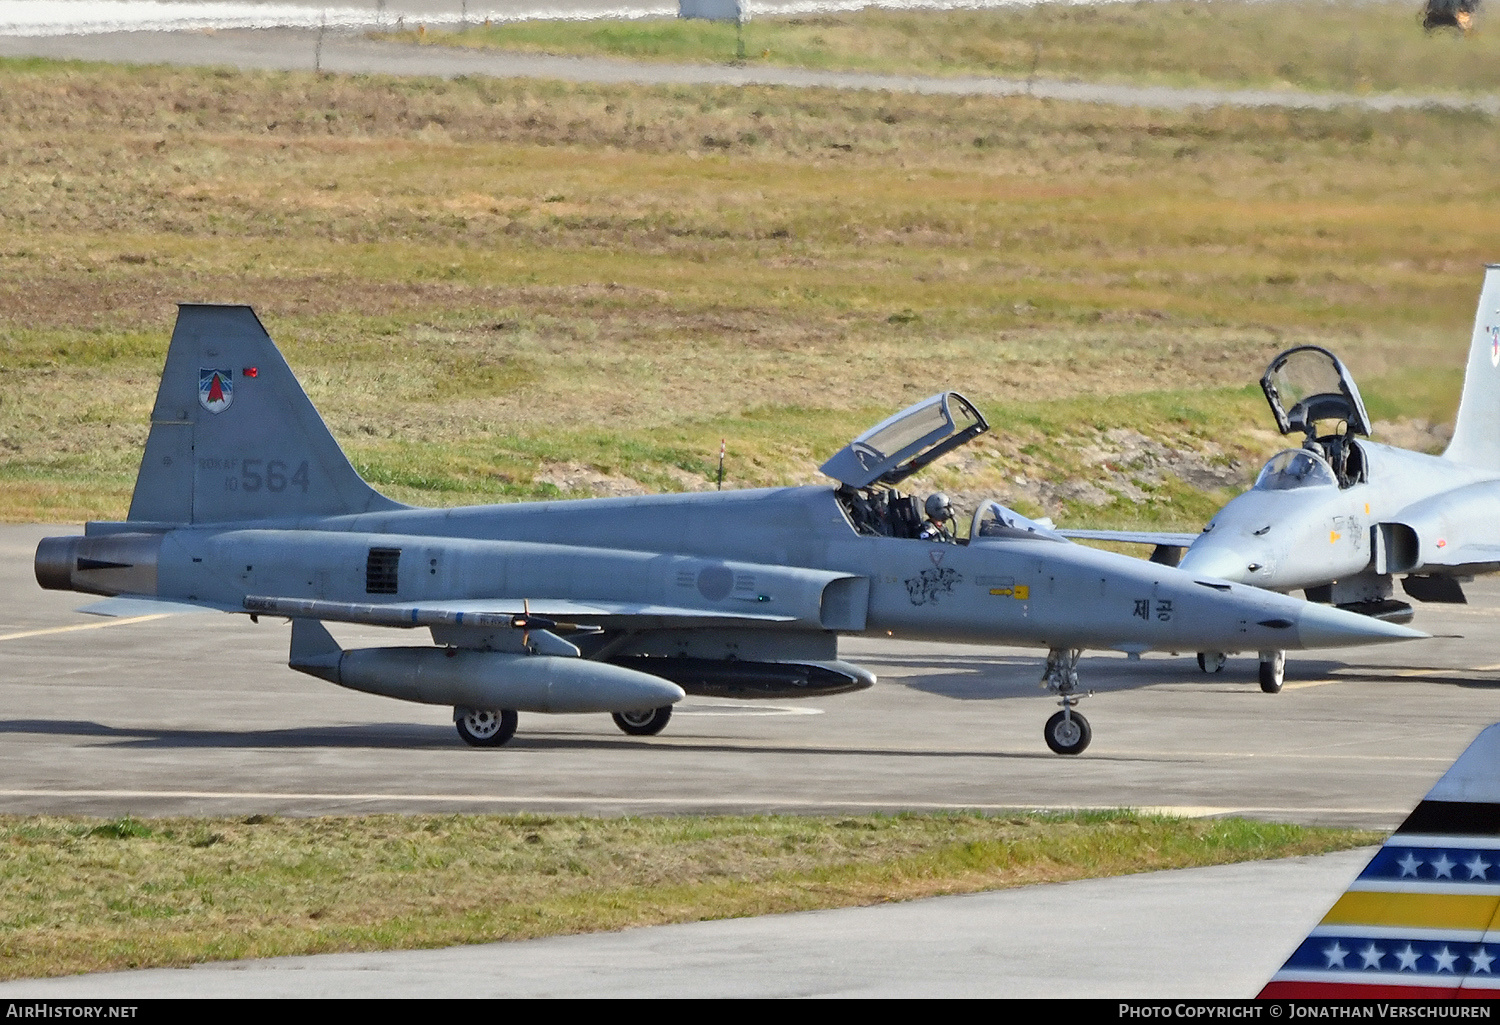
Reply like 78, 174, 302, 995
0, 614, 174, 642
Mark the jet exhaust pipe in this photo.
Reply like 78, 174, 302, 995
35, 533, 162, 597
289, 621, 684, 714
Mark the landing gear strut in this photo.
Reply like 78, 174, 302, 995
1041, 648, 1092, 755
1259, 650, 1285, 694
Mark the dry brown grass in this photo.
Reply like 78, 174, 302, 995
0, 59, 1491, 523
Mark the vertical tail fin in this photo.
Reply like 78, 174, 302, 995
1260, 724, 1500, 998
127, 305, 405, 524
1443, 266, 1500, 469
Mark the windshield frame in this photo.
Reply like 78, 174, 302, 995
1253, 448, 1339, 492
969, 500, 1066, 543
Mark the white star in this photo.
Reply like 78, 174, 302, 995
1396, 944, 1422, 971
1323, 941, 1349, 968
1467, 854, 1492, 880
1397, 852, 1423, 877
1432, 854, 1456, 879
1434, 946, 1459, 973
1472, 948, 1495, 974
1361, 942, 1386, 969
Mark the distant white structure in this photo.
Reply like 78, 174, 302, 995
679, 0, 744, 21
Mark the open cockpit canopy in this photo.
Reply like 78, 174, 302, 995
820, 392, 989, 489
1260, 346, 1372, 439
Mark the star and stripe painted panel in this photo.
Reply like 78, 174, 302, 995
1261, 724, 1500, 999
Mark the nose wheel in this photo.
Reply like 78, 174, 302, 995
1196, 651, 1226, 673
1040, 648, 1093, 755
1258, 650, 1285, 694
1044, 708, 1091, 755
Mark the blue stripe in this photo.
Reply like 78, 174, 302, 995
1360, 846, 1500, 884
1284, 934, 1498, 977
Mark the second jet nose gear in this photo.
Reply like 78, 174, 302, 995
1041, 648, 1092, 755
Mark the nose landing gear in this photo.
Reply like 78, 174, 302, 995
1041, 648, 1093, 755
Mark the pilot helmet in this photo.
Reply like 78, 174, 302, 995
925, 492, 953, 522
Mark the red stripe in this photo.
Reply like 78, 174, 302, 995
1260, 980, 1475, 999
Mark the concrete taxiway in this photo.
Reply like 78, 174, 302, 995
0, 848, 1371, 998
4, 521, 1500, 828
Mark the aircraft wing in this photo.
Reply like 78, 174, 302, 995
241, 595, 801, 631
1419, 543, 1500, 574
1056, 529, 1201, 547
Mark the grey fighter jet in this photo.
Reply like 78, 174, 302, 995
33, 306, 1423, 755
1064, 265, 1500, 693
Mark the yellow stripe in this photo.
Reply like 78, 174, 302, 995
0, 614, 174, 642
1323, 891, 1500, 931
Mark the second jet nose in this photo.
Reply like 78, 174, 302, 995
1178, 543, 1256, 583
1294, 602, 1429, 649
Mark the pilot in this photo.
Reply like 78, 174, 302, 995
920, 492, 956, 542
1327, 420, 1350, 486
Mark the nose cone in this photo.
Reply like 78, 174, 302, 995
1178, 542, 1255, 583
1295, 602, 1428, 649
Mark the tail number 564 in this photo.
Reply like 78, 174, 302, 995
234, 459, 310, 494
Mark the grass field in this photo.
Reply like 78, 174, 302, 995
0, 811, 1377, 979
395, 1, 1500, 94
0, 34, 1493, 527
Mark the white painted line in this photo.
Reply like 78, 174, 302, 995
0, 614, 174, 642
0, 789, 1411, 818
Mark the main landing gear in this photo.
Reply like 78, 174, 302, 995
1042, 648, 1092, 755
612, 705, 674, 736
455, 707, 519, 747
1196, 649, 1285, 693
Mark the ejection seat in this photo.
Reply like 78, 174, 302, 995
1261, 345, 1373, 490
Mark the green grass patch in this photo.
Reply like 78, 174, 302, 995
0, 811, 1376, 980
399, 2, 1500, 94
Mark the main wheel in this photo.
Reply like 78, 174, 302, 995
612, 705, 673, 736
1196, 652, 1226, 674
1044, 710, 1092, 755
1259, 650, 1286, 694
455, 707, 518, 747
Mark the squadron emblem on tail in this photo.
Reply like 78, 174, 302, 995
1262, 724, 1500, 998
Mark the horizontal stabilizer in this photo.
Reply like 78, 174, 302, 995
1057, 529, 1202, 548
1261, 723, 1500, 998
243, 595, 799, 631
78, 594, 232, 618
